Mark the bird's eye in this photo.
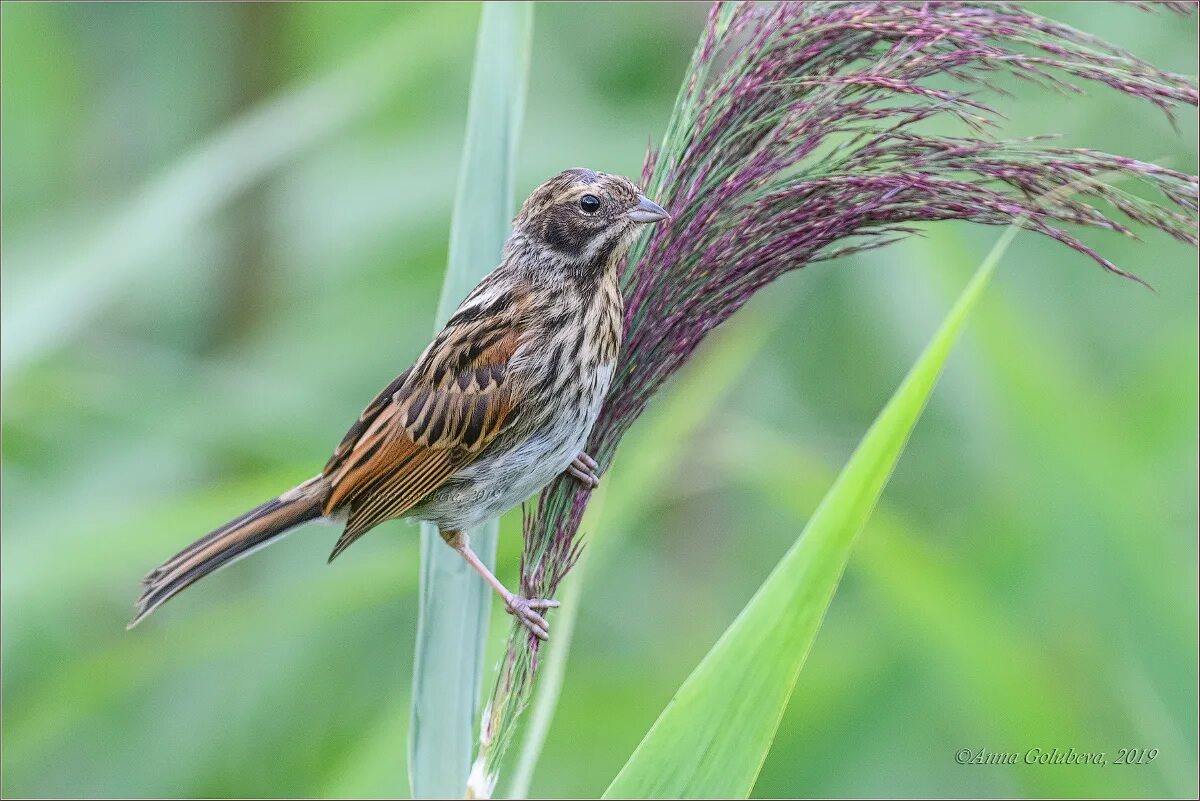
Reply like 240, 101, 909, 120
579, 194, 601, 214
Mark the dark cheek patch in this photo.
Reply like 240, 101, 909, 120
544, 209, 587, 255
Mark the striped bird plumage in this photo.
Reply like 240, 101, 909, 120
131, 168, 668, 638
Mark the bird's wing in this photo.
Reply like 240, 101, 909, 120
322, 279, 531, 559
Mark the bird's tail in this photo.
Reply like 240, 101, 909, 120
129, 475, 330, 628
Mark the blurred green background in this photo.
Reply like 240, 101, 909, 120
1, 2, 1196, 798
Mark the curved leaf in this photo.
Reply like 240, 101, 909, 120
604, 225, 1016, 798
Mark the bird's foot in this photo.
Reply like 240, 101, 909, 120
566, 451, 600, 488
505, 595, 560, 640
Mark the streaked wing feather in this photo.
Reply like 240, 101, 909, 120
324, 369, 411, 474
322, 281, 529, 558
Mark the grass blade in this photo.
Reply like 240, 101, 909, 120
408, 4, 533, 798
720, 418, 1115, 796
603, 225, 1016, 798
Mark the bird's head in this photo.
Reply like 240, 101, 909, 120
513, 168, 669, 271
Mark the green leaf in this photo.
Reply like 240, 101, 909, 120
722, 421, 1115, 796
407, 3, 533, 798
603, 225, 1016, 798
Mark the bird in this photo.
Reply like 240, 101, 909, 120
129, 168, 669, 640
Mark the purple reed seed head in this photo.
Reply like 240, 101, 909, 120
479, 0, 1199, 777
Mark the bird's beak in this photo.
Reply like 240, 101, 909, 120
628, 195, 670, 224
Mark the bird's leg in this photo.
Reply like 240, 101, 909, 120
440, 529, 559, 640
565, 451, 600, 488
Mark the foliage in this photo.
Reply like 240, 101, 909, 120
0, 3, 1195, 798
605, 211, 1013, 799
479, 0, 1198, 786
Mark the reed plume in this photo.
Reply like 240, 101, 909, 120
472, 2, 1198, 790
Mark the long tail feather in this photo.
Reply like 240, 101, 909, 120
129, 475, 329, 628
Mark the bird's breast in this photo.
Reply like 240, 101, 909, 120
475, 287, 620, 481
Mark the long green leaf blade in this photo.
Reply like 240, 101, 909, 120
408, 4, 533, 797
604, 226, 1015, 798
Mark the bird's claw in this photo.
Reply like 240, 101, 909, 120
566, 452, 600, 488
505, 595, 560, 640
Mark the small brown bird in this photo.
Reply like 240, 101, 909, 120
130, 168, 668, 639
